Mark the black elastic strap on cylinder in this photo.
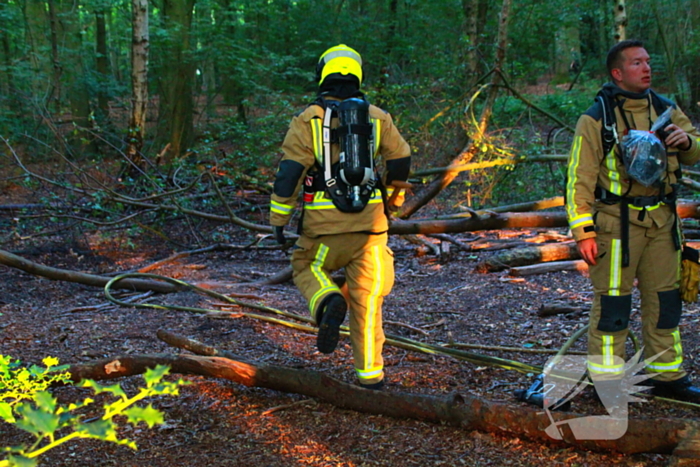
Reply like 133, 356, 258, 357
620, 200, 630, 267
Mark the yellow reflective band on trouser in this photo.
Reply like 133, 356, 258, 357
588, 335, 625, 375
570, 213, 594, 230
356, 366, 383, 381
270, 200, 294, 216
565, 136, 582, 221
605, 150, 622, 195
356, 244, 385, 380
646, 330, 684, 372
308, 244, 341, 318
310, 118, 323, 164
304, 190, 383, 210
609, 239, 622, 296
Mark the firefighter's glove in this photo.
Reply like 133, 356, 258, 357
273, 226, 287, 245
680, 245, 700, 303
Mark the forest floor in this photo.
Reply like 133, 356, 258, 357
4, 211, 700, 467
3, 182, 700, 467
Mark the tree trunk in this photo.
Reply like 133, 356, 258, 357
462, 0, 479, 79
24, 0, 53, 108
95, 8, 111, 123
475, 241, 580, 272
397, 0, 511, 219
0, 0, 10, 98
157, 0, 196, 161
613, 0, 626, 42
554, 26, 580, 83
64, 347, 700, 457
126, 0, 149, 173
56, 0, 93, 152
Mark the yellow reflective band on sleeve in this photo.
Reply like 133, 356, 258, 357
609, 239, 622, 296
587, 335, 625, 375
371, 117, 381, 157
356, 366, 383, 380
308, 244, 341, 316
310, 117, 323, 164
565, 136, 583, 221
270, 200, 294, 215
646, 330, 683, 372
605, 150, 622, 195
570, 213, 594, 229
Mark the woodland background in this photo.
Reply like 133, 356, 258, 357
4, 1, 700, 466
2, 0, 700, 228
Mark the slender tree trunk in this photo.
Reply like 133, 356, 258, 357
46, 0, 62, 113
157, 0, 196, 162
613, 0, 626, 42
126, 0, 149, 172
0, 0, 11, 99
23, 0, 52, 108
687, 0, 700, 115
462, 0, 479, 79
95, 8, 111, 123
397, 0, 511, 219
57, 0, 93, 152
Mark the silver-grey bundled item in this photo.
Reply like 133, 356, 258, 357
620, 107, 673, 186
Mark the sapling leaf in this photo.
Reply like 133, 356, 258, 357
124, 405, 164, 428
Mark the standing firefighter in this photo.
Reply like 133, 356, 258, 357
566, 40, 700, 401
269, 44, 411, 390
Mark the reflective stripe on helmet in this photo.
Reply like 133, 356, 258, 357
318, 44, 363, 84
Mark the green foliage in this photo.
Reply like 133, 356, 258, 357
1, 357, 187, 467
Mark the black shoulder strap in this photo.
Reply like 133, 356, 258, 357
650, 90, 675, 116
595, 88, 619, 159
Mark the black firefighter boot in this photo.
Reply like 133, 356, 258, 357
651, 375, 700, 403
316, 294, 347, 354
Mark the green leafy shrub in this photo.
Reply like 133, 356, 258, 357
1, 356, 187, 467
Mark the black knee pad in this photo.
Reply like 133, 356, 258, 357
657, 289, 682, 329
597, 295, 632, 332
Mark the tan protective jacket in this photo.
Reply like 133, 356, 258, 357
566, 89, 700, 242
270, 99, 410, 238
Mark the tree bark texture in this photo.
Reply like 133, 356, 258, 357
475, 241, 580, 273
64, 350, 700, 457
157, 0, 196, 161
397, 0, 511, 219
127, 0, 149, 169
389, 202, 700, 236
0, 248, 179, 293
613, 0, 626, 42
95, 8, 111, 122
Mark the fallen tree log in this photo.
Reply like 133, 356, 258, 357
64, 346, 700, 458
390, 201, 700, 236
389, 212, 568, 235
475, 242, 580, 273
438, 196, 564, 219
509, 260, 588, 276
0, 248, 179, 293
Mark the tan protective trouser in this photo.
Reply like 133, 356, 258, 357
588, 210, 685, 382
292, 232, 394, 385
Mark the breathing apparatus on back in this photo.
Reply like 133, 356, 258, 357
310, 44, 378, 213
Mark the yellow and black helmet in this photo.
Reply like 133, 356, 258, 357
315, 44, 363, 85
